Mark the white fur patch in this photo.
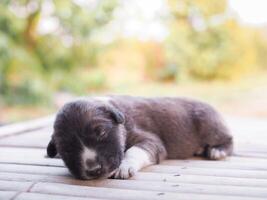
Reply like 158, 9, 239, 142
81, 146, 102, 179
82, 147, 97, 168
114, 146, 152, 179
209, 148, 227, 160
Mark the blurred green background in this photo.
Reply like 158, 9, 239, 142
1, 0, 267, 124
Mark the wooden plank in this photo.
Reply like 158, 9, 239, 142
235, 144, 267, 153
0, 164, 69, 176
1, 163, 267, 188
16, 192, 106, 200
0, 147, 51, 160
216, 156, 267, 163
0, 147, 266, 181
0, 115, 54, 139
2, 155, 267, 172
0, 180, 33, 191
167, 156, 267, 164
161, 159, 267, 171
1, 154, 266, 179
143, 165, 267, 179
226, 116, 267, 134
235, 135, 267, 145
234, 152, 267, 159
1, 172, 267, 198
0, 191, 18, 200
0, 127, 52, 148
30, 182, 267, 200
236, 140, 267, 148
1, 146, 266, 170
0, 115, 265, 200
0, 158, 64, 167
226, 117, 267, 148
132, 172, 267, 188
0, 147, 64, 167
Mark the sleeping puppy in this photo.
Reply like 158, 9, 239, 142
47, 95, 233, 180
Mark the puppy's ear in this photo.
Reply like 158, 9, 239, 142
102, 105, 125, 124
47, 137, 57, 158
110, 108, 125, 124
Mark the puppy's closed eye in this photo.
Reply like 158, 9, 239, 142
94, 127, 106, 140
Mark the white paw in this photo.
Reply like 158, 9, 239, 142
209, 148, 227, 160
114, 160, 138, 179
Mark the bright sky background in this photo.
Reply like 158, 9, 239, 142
37, 0, 267, 42
229, 0, 267, 26
109, 0, 168, 41
110, 0, 267, 41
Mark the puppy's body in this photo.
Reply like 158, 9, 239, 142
47, 95, 233, 179
110, 96, 232, 158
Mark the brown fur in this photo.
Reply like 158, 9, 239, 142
47, 95, 233, 179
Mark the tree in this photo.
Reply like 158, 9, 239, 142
0, 0, 117, 105
163, 0, 266, 81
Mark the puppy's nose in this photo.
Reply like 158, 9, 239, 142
85, 160, 102, 176
86, 165, 102, 176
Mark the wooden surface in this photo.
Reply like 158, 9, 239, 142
0, 116, 267, 200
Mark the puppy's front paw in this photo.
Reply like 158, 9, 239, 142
114, 160, 137, 179
208, 148, 227, 160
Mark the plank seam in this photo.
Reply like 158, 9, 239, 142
10, 182, 37, 200
1, 171, 267, 189
10, 191, 23, 200
0, 144, 47, 149
26, 182, 37, 192
0, 162, 65, 168
0, 115, 54, 139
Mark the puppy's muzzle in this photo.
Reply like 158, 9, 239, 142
85, 160, 103, 177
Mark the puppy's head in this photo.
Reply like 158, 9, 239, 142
47, 99, 125, 179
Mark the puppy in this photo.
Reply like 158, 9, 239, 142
47, 96, 233, 180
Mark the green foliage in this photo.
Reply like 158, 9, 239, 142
1, 0, 267, 107
0, 0, 117, 105
163, 0, 267, 81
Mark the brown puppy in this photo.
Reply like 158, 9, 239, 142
47, 95, 233, 179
